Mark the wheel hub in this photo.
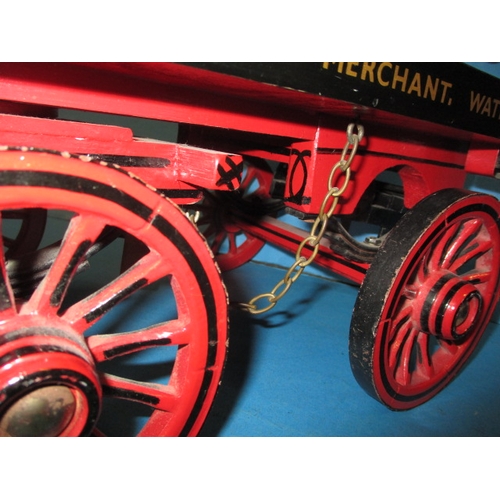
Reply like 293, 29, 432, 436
0, 323, 101, 437
0, 385, 76, 437
417, 272, 483, 341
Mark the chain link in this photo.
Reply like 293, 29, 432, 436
238, 122, 364, 315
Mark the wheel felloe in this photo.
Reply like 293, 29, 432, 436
349, 189, 500, 410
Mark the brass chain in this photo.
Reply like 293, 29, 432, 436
238, 122, 364, 315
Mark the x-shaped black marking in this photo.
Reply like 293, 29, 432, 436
216, 156, 243, 191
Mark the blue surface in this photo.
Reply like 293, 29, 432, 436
465, 62, 500, 78
198, 261, 500, 436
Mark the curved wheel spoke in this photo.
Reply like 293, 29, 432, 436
88, 319, 190, 362
64, 251, 171, 331
394, 326, 418, 386
415, 333, 434, 379
391, 318, 434, 383
101, 373, 179, 412
227, 232, 238, 254
450, 238, 492, 274
211, 231, 226, 255
428, 226, 457, 273
440, 219, 481, 269
388, 305, 413, 368
23, 215, 107, 314
463, 269, 492, 285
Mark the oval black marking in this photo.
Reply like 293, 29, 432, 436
286, 149, 310, 204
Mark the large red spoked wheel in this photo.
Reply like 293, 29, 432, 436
0, 150, 228, 436
349, 189, 500, 410
195, 159, 278, 271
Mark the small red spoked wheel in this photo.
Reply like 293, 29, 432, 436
349, 189, 500, 410
0, 150, 228, 436
195, 159, 278, 271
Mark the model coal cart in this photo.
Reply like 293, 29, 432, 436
0, 62, 499, 436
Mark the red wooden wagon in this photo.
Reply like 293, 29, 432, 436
0, 62, 499, 436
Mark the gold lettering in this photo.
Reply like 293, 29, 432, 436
493, 99, 500, 119
377, 62, 392, 87
322, 63, 458, 110
424, 76, 439, 101
481, 97, 492, 116
469, 92, 500, 118
392, 65, 409, 92
407, 73, 422, 97
470, 91, 486, 112
345, 62, 359, 78
360, 62, 376, 83
440, 81, 452, 104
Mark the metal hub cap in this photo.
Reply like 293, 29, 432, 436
0, 385, 76, 437
0, 325, 102, 436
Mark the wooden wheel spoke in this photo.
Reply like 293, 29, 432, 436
441, 219, 481, 269
449, 239, 493, 274
101, 373, 179, 413
388, 305, 413, 369
24, 215, 107, 314
227, 232, 238, 253
416, 333, 434, 378
63, 251, 171, 331
88, 319, 189, 362
463, 269, 491, 285
428, 225, 458, 272
396, 327, 419, 385
211, 232, 226, 254
417, 249, 431, 281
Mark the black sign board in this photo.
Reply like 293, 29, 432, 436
184, 63, 500, 140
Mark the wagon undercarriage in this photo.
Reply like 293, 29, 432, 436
0, 62, 499, 436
